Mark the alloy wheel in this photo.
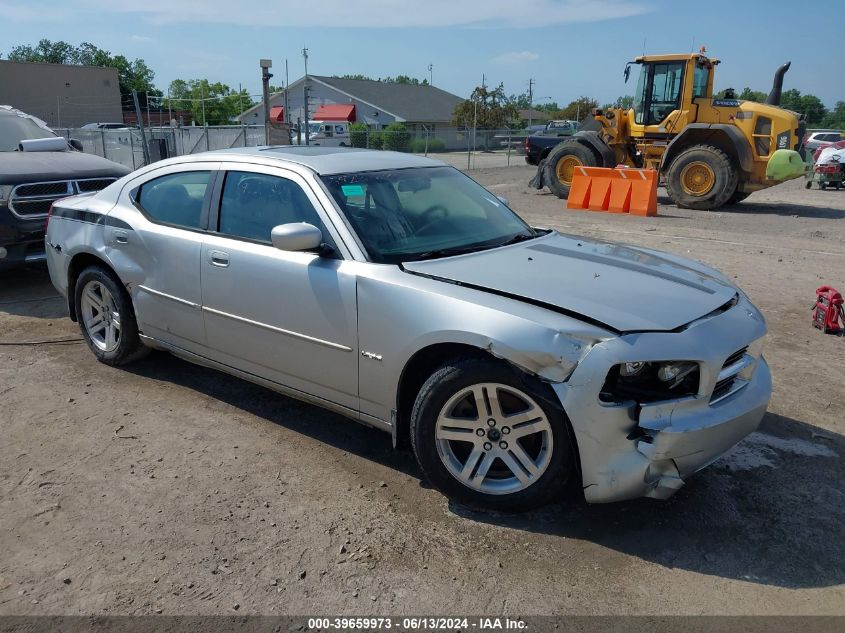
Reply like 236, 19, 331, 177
80, 280, 121, 353
434, 382, 553, 495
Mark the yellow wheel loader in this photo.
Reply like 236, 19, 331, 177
530, 52, 807, 210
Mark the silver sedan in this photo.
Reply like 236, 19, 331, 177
45, 147, 771, 511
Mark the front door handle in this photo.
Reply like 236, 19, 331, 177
209, 250, 230, 267
114, 230, 129, 244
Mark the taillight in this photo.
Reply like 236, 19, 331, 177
524, 138, 531, 151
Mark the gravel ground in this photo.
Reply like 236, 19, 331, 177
1, 165, 844, 617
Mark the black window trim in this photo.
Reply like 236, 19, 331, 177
129, 168, 221, 234
641, 61, 686, 126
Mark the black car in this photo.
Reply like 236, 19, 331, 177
0, 107, 130, 270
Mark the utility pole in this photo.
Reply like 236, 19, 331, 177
284, 59, 290, 129
260, 59, 273, 145
527, 78, 535, 128
302, 47, 310, 146
201, 83, 206, 127
133, 90, 151, 165
428, 63, 433, 86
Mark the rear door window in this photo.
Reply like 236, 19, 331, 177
136, 171, 211, 229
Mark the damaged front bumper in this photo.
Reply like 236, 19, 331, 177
553, 294, 771, 503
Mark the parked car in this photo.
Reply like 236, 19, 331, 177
81, 122, 135, 130
45, 147, 771, 510
0, 106, 131, 270
804, 131, 842, 152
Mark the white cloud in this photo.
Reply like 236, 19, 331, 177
37, 0, 650, 28
130, 34, 155, 43
492, 51, 540, 64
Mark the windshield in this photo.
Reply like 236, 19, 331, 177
0, 114, 58, 151
321, 166, 538, 264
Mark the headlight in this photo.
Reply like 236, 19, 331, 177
600, 361, 700, 404
0, 185, 12, 206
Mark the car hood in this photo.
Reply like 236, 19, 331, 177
0, 150, 130, 185
402, 232, 739, 333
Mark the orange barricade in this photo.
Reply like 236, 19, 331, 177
566, 167, 658, 216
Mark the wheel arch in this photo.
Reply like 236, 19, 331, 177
66, 250, 118, 322
394, 342, 493, 449
662, 124, 753, 174
573, 130, 616, 167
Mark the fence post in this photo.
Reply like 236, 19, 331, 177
206, 124, 210, 151
101, 129, 108, 160
129, 131, 136, 170
424, 126, 429, 157
507, 130, 511, 166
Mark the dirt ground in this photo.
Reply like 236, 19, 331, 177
1, 163, 844, 617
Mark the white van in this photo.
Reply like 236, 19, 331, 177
306, 121, 351, 147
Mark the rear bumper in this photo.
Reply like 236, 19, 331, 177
553, 294, 771, 503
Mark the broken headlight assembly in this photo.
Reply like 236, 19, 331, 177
599, 361, 700, 404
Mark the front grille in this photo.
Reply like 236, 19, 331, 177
723, 346, 748, 369
15, 182, 71, 197
710, 346, 749, 403
9, 178, 116, 218
77, 178, 117, 193
10, 199, 55, 215
711, 376, 736, 401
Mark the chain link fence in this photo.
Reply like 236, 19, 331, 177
52, 125, 531, 171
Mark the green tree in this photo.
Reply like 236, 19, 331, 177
452, 83, 519, 129
738, 87, 768, 102
165, 79, 254, 125
602, 95, 634, 110
555, 96, 599, 121
6, 39, 160, 106
780, 89, 827, 126
821, 101, 845, 130
382, 122, 411, 151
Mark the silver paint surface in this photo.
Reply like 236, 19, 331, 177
45, 148, 772, 503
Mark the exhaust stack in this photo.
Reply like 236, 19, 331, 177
766, 61, 791, 106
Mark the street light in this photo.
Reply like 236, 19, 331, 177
260, 59, 273, 145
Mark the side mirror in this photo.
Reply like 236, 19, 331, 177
496, 195, 510, 207
271, 222, 323, 252
69, 138, 84, 152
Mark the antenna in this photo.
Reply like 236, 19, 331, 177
428, 63, 433, 86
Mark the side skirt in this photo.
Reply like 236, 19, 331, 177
138, 334, 392, 434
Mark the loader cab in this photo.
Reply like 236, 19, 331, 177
628, 54, 718, 137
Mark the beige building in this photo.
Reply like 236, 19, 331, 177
0, 60, 123, 128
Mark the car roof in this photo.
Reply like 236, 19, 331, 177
200, 146, 447, 175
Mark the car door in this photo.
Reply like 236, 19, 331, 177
199, 163, 359, 412
119, 163, 219, 353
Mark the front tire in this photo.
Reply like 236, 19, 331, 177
665, 144, 737, 210
410, 358, 573, 512
75, 266, 148, 366
543, 141, 598, 199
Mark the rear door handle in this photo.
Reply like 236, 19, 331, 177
209, 250, 230, 267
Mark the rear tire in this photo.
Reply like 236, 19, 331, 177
665, 145, 738, 210
75, 266, 148, 366
543, 141, 598, 199
410, 357, 573, 512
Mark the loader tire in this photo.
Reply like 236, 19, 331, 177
726, 190, 750, 205
665, 145, 738, 210
543, 141, 598, 199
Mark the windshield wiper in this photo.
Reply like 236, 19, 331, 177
492, 231, 541, 248
412, 244, 492, 261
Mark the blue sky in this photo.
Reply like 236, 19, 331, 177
0, 0, 839, 107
